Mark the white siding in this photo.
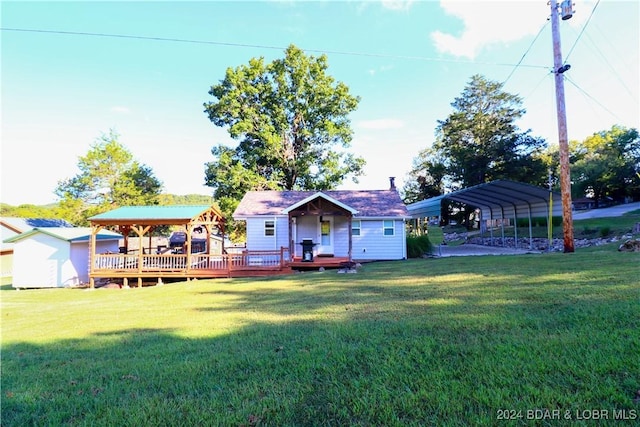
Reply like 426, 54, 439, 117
245, 215, 406, 261
333, 217, 350, 257
12, 234, 119, 288
352, 219, 405, 261
12, 234, 70, 288
70, 240, 118, 285
245, 216, 289, 251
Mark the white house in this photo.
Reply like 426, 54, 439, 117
1, 217, 74, 281
5, 227, 121, 289
233, 186, 410, 262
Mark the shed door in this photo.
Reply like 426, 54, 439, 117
317, 216, 333, 255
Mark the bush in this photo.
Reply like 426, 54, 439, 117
406, 235, 433, 258
599, 226, 611, 237
516, 216, 562, 227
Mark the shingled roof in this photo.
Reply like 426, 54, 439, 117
233, 190, 410, 218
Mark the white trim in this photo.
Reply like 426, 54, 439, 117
281, 192, 358, 215
317, 216, 334, 255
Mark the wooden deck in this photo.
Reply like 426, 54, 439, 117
90, 248, 293, 287
289, 256, 351, 269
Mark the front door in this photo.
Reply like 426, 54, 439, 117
317, 216, 333, 255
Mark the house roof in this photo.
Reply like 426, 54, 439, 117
406, 180, 563, 219
4, 227, 122, 244
282, 192, 359, 215
234, 190, 409, 218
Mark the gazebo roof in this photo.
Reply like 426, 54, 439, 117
89, 205, 224, 226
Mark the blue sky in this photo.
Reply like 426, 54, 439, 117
2, 0, 638, 206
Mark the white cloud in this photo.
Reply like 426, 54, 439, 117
381, 0, 415, 11
431, 0, 594, 59
110, 106, 131, 114
357, 118, 405, 130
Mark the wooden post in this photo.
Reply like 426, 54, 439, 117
280, 246, 285, 270
89, 225, 98, 289
550, 0, 575, 252
347, 214, 353, 261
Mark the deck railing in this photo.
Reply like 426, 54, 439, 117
93, 247, 290, 274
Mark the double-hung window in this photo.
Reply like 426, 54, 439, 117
264, 220, 275, 236
383, 220, 394, 236
352, 220, 361, 236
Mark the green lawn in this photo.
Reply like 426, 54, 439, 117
2, 245, 639, 426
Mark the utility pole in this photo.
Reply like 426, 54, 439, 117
550, 0, 575, 253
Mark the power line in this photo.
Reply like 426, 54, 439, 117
502, 20, 549, 87
564, 74, 622, 122
0, 27, 550, 69
564, 0, 600, 64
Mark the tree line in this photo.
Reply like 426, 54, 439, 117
4, 45, 639, 231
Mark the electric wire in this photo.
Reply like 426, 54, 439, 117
563, 0, 600, 64
522, 70, 553, 101
0, 27, 550, 69
564, 74, 622, 122
580, 28, 637, 103
502, 20, 549, 87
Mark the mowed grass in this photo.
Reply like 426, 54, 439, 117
2, 247, 639, 426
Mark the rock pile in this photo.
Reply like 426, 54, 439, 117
455, 234, 637, 252
618, 239, 640, 252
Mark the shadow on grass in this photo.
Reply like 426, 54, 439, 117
2, 255, 639, 426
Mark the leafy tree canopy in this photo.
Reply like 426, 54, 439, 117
404, 74, 547, 204
54, 130, 163, 225
203, 44, 365, 216
571, 125, 639, 204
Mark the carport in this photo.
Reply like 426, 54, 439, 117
406, 180, 563, 249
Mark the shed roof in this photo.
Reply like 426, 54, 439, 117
234, 190, 409, 218
406, 180, 563, 219
4, 227, 122, 244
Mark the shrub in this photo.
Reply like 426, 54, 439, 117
599, 226, 611, 237
516, 216, 562, 228
406, 235, 433, 258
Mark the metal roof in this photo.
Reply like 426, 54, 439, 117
4, 227, 121, 244
89, 205, 214, 221
1, 217, 74, 232
407, 180, 563, 220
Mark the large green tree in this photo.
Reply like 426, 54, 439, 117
203, 45, 364, 215
55, 130, 163, 225
571, 125, 640, 205
405, 74, 547, 203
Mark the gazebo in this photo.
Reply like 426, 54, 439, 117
88, 205, 289, 287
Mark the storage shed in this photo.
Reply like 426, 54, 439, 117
5, 227, 121, 289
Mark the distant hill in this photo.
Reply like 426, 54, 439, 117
0, 194, 216, 219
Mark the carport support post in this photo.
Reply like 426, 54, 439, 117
513, 213, 518, 249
